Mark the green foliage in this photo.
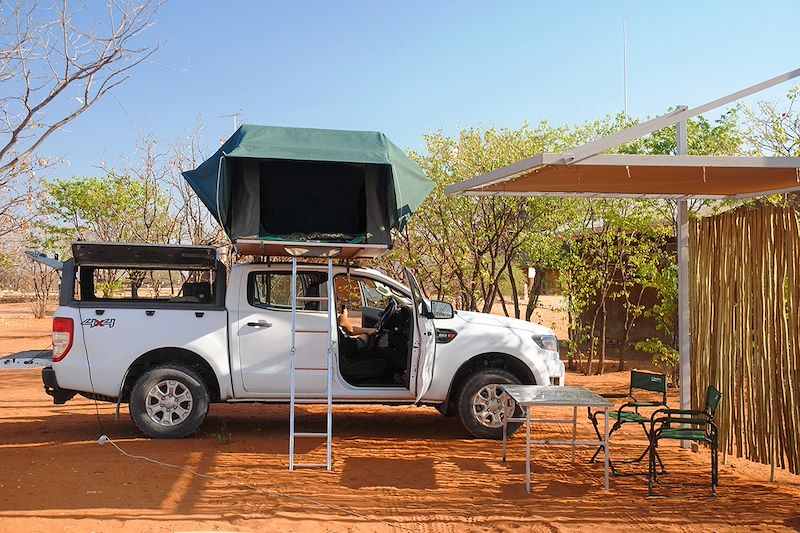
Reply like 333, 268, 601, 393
555, 111, 742, 374
213, 420, 233, 445
380, 119, 625, 312
620, 108, 742, 156
635, 338, 679, 385
40, 175, 172, 243
558, 200, 674, 373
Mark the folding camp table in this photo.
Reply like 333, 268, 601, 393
500, 385, 613, 492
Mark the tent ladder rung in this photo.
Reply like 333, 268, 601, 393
289, 256, 335, 472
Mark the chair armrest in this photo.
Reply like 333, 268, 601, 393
655, 408, 705, 416
650, 408, 710, 430
628, 401, 663, 407
599, 393, 630, 399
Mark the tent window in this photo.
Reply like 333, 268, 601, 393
259, 160, 366, 239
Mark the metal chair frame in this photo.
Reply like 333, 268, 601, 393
588, 369, 668, 476
648, 385, 722, 497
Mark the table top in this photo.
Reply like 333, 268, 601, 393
500, 385, 613, 408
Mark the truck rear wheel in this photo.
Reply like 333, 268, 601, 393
130, 363, 209, 439
457, 368, 522, 439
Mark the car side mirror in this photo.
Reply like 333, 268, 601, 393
430, 300, 454, 319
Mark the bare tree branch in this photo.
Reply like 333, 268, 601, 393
0, 0, 162, 234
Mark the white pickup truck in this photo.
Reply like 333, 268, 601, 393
40, 242, 564, 440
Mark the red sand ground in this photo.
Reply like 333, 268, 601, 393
1, 302, 799, 532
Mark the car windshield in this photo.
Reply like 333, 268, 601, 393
368, 278, 412, 306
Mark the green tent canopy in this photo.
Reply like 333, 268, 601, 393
182, 124, 433, 247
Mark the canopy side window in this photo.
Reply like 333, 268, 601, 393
74, 267, 215, 304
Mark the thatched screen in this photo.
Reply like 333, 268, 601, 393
690, 203, 800, 475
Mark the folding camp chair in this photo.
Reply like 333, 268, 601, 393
588, 369, 668, 476
648, 385, 722, 497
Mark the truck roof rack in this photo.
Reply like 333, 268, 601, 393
234, 239, 388, 260
71, 242, 218, 269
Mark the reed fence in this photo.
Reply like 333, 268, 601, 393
690, 203, 800, 476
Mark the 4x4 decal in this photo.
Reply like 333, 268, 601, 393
81, 318, 116, 329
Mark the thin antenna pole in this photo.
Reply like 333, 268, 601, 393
219, 112, 242, 132
623, 20, 628, 117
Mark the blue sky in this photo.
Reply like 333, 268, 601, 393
42, 0, 800, 177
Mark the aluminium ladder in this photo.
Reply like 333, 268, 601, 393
288, 256, 335, 471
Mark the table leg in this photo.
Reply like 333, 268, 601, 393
572, 405, 577, 465
604, 406, 610, 492
525, 405, 531, 494
502, 414, 507, 463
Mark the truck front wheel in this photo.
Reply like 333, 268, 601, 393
457, 368, 522, 439
130, 363, 209, 439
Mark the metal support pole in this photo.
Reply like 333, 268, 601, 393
572, 406, 577, 464
604, 406, 610, 491
676, 113, 692, 449
502, 417, 507, 463
525, 406, 531, 494
289, 257, 298, 470
326, 258, 334, 470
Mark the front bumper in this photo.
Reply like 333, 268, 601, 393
546, 356, 566, 386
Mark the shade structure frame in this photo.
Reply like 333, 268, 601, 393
445, 153, 800, 200
444, 67, 800, 459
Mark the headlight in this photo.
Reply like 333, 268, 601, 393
532, 334, 558, 353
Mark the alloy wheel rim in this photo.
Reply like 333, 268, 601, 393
145, 379, 193, 426
472, 384, 515, 428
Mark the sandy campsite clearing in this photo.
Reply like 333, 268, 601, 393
1, 302, 799, 532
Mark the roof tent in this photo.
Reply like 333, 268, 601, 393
182, 125, 433, 256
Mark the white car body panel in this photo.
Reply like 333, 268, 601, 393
56, 305, 231, 399
51, 263, 564, 406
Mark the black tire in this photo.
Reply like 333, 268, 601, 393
129, 363, 209, 439
457, 368, 522, 439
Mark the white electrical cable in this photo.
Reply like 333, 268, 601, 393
97, 435, 412, 531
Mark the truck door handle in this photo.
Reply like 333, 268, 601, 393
95, 309, 105, 316
247, 320, 272, 328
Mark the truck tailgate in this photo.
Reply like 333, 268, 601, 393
1, 350, 53, 369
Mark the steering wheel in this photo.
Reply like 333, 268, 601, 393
372, 298, 398, 333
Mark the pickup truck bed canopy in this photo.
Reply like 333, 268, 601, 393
181, 125, 433, 248
72, 242, 218, 269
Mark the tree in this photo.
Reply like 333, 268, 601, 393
40, 174, 170, 243
380, 118, 629, 313
0, 0, 162, 236
169, 125, 227, 247
39, 174, 172, 297
23, 230, 68, 318
740, 87, 800, 158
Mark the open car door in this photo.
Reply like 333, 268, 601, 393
405, 267, 436, 402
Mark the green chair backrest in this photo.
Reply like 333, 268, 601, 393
705, 386, 722, 414
629, 370, 668, 400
